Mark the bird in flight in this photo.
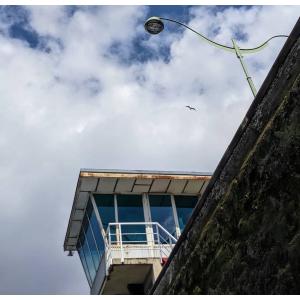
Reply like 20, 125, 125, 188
186, 105, 196, 111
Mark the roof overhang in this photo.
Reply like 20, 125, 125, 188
64, 169, 212, 251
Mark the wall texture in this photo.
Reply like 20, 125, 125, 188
152, 19, 300, 295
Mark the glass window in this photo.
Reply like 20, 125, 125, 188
86, 200, 105, 258
149, 195, 176, 242
94, 194, 115, 231
174, 196, 198, 232
77, 239, 92, 287
95, 194, 116, 243
83, 214, 100, 272
79, 226, 96, 285
117, 195, 146, 243
77, 198, 107, 287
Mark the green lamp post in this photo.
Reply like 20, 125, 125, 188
144, 16, 288, 97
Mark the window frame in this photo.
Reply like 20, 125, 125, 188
90, 192, 200, 243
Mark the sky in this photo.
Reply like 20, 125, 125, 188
0, 4, 299, 295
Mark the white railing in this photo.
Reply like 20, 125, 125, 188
104, 222, 177, 272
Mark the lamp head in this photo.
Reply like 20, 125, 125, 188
144, 17, 164, 35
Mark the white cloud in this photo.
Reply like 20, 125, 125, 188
0, 5, 299, 294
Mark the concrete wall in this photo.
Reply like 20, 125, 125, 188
152, 19, 300, 295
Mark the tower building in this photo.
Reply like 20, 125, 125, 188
64, 169, 211, 294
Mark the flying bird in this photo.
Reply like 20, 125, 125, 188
186, 105, 196, 111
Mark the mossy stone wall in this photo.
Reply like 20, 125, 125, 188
153, 35, 300, 295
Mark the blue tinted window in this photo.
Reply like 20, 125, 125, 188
174, 196, 198, 232
77, 239, 92, 287
86, 200, 105, 257
79, 226, 96, 284
77, 198, 106, 287
149, 195, 176, 242
83, 214, 100, 271
95, 194, 116, 242
117, 195, 146, 243
95, 194, 115, 230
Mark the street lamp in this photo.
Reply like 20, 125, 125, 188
144, 16, 288, 97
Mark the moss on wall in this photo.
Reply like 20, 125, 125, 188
153, 35, 300, 296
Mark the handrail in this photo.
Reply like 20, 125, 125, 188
108, 222, 165, 226
103, 221, 177, 269
106, 222, 178, 244
155, 223, 178, 243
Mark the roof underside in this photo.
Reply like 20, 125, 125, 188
64, 169, 212, 251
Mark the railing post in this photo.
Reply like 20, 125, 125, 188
105, 244, 110, 276
156, 223, 162, 263
104, 222, 176, 266
108, 225, 111, 246
119, 223, 124, 263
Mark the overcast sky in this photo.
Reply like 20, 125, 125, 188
0, 5, 299, 294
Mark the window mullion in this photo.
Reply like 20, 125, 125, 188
114, 194, 118, 222
171, 195, 181, 239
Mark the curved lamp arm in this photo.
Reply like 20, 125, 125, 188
159, 17, 288, 54
160, 17, 235, 53
145, 16, 289, 97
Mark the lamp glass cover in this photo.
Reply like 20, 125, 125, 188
145, 18, 164, 34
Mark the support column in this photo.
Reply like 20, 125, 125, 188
171, 195, 181, 239
143, 193, 154, 245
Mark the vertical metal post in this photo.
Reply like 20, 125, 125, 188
119, 223, 124, 263
143, 194, 154, 245
156, 223, 162, 263
171, 195, 181, 239
106, 225, 112, 275
108, 225, 111, 246
232, 39, 257, 97
114, 194, 118, 222
114, 195, 120, 245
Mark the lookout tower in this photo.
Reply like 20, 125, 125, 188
64, 169, 211, 294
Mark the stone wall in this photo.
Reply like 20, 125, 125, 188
152, 19, 300, 295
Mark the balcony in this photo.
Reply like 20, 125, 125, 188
93, 222, 177, 294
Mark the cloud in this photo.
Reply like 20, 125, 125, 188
0, 5, 299, 294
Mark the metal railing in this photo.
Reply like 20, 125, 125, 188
104, 222, 177, 268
